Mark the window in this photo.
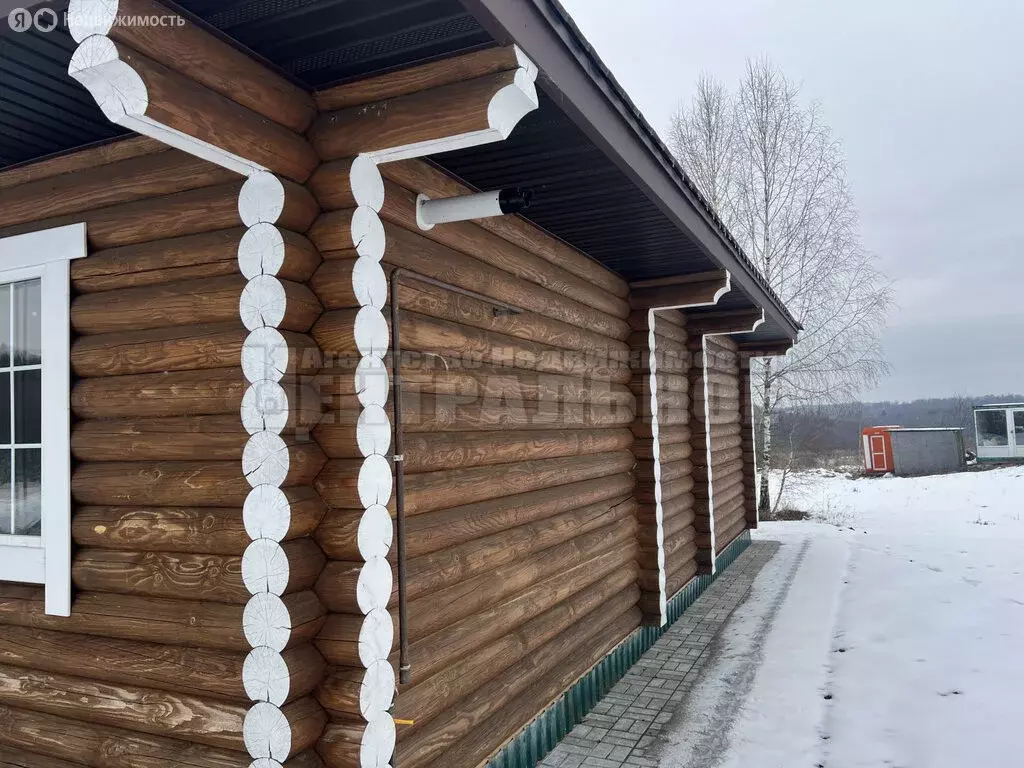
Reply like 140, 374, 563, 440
0, 223, 86, 616
975, 409, 1008, 447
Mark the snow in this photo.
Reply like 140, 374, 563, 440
658, 465, 1024, 768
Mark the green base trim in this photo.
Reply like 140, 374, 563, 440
486, 530, 752, 768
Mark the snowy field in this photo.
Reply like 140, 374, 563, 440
659, 466, 1024, 768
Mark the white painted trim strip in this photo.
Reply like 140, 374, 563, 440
646, 309, 667, 626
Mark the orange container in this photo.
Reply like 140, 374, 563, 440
862, 426, 899, 473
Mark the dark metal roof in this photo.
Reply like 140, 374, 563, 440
0, 0, 796, 344
172, 0, 492, 88
0, 2, 128, 168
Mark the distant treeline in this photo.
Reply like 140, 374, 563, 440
769, 394, 1024, 459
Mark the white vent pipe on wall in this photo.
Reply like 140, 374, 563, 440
416, 187, 532, 230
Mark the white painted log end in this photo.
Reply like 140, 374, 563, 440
248, 760, 284, 768
350, 155, 385, 212
357, 504, 394, 560
351, 207, 386, 261
243, 701, 292, 761
357, 453, 393, 509
353, 306, 390, 359
356, 405, 391, 458
359, 607, 395, 667
351, 256, 388, 310
241, 380, 291, 436
242, 538, 290, 596
243, 430, 291, 489
356, 554, 394, 615
240, 274, 288, 331
244, 484, 292, 543
243, 592, 292, 652
361, 713, 396, 768
68, 36, 147, 122
354, 355, 389, 407
488, 60, 540, 139
239, 223, 287, 280
239, 171, 287, 227
242, 327, 290, 385
67, 0, 119, 41
243, 646, 291, 706
361, 659, 396, 719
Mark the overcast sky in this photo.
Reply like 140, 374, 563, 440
562, 0, 1024, 403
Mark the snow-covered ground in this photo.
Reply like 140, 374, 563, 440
659, 465, 1024, 768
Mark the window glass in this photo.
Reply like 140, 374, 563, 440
13, 448, 41, 536
0, 451, 8, 535
0, 278, 43, 538
13, 279, 41, 366
976, 410, 1009, 447
1014, 411, 1024, 442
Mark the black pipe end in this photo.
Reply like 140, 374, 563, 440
498, 187, 533, 214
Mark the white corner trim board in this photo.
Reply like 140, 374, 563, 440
0, 223, 87, 618
646, 309, 668, 626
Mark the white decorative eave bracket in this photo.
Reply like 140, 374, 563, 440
68, 36, 266, 178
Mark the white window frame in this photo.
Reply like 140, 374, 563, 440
0, 223, 86, 616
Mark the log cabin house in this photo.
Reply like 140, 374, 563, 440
0, 1, 800, 766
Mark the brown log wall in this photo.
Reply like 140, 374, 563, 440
0, 144, 330, 766
689, 335, 747, 565
738, 356, 758, 528
628, 310, 695, 620
308, 158, 640, 768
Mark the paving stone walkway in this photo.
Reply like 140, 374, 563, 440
538, 540, 780, 768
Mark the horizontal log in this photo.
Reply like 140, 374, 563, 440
0, 625, 247, 701
413, 608, 639, 768
0, 135, 165, 190
398, 450, 634, 516
72, 461, 250, 507
629, 271, 729, 310
309, 68, 533, 162
400, 428, 632, 473
314, 308, 631, 383
72, 415, 245, 461
388, 473, 634, 560
394, 570, 635, 740
634, 457, 692, 485
72, 275, 322, 335
687, 309, 763, 336
0, 587, 323, 652
716, 517, 748, 553
0, 662, 246, 751
629, 371, 689, 397
72, 324, 322, 379
380, 159, 628, 298
636, 492, 695, 531
404, 507, 636, 631
314, 660, 395, 721
320, 398, 633, 442
0, 182, 244, 251
316, 46, 521, 111
0, 745, 84, 768
70, 36, 318, 181
316, 716, 394, 768
319, 359, 633, 407
627, 307, 685, 331
691, 442, 744, 468
406, 542, 637, 683
0, 704, 248, 768
383, 269, 628, 359
71, 368, 245, 419
314, 609, 393, 668
72, 488, 324, 555
380, 184, 629, 321
0, 150, 236, 229
84, 0, 316, 131
71, 227, 243, 293
639, 542, 696, 591
666, 558, 698, 598
71, 539, 324, 604
362, 221, 629, 340
635, 474, 693, 504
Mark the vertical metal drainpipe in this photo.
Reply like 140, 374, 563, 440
388, 269, 524, 688
390, 269, 412, 686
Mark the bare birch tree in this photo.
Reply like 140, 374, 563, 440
670, 58, 893, 515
